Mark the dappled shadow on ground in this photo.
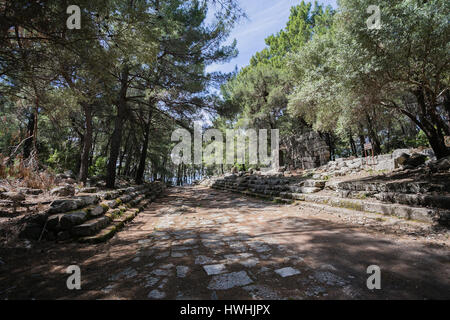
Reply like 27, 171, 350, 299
0, 186, 448, 300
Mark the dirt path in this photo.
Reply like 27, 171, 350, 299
0, 186, 449, 300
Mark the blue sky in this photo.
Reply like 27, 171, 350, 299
206, 0, 338, 74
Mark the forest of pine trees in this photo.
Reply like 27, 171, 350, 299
0, 0, 448, 187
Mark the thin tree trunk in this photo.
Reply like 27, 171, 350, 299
106, 64, 129, 188
135, 107, 154, 184
78, 103, 93, 184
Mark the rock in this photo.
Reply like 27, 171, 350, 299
275, 267, 301, 278
203, 264, 227, 275
231, 167, 238, 174
325, 181, 340, 191
48, 199, 81, 214
46, 214, 64, 230
19, 223, 42, 240
18, 188, 43, 195
79, 187, 97, 194
88, 205, 106, 217
76, 195, 99, 206
207, 271, 253, 290
303, 180, 326, 188
404, 153, 427, 167
63, 178, 77, 185
59, 211, 88, 229
375, 159, 395, 171
71, 216, 109, 236
57, 231, 71, 241
176, 266, 189, 278
64, 170, 75, 178
394, 153, 410, 167
392, 148, 411, 159
147, 289, 166, 299
50, 185, 75, 197
431, 156, 450, 171
1, 192, 25, 203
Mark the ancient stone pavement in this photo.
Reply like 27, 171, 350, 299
0, 186, 449, 299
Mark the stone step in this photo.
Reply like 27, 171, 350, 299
374, 192, 450, 210
72, 216, 110, 237
77, 200, 150, 243
302, 180, 327, 188
212, 181, 449, 226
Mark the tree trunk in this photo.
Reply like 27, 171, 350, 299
135, 107, 154, 184
348, 131, 357, 156
106, 65, 129, 188
23, 111, 35, 159
78, 103, 93, 184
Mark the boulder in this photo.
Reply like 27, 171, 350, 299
303, 180, 327, 188
1, 192, 25, 203
50, 185, 75, 197
48, 199, 82, 214
79, 187, 97, 194
429, 156, 450, 171
404, 153, 427, 167
60, 211, 88, 229
57, 231, 71, 241
19, 223, 42, 240
394, 153, 410, 167
392, 149, 411, 159
18, 188, 43, 195
46, 214, 64, 230
88, 205, 107, 217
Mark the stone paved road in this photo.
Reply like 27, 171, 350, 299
0, 186, 449, 299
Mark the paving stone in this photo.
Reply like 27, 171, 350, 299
155, 252, 170, 259
160, 263, 174, 269
320, 264, 337, 271
203, 264, 227, 275
305, 285, 326, 297
207, 271, 253, 290
314, 271, 347, 286
172, 245, 192, 251
171, 251, 187, 258
152, 269, 170, 276
144, 276, 159, 287
148, 289, 166, 299
101, 284, 116, 293
243, 284, 281, 300
275, 267, 301, 278
109, 267, 138, 281
224, 253, 253, 262
195, 255, 214, 265
158, 278, 169, 289
239, 258, 260, 268
176, 266, 189, 278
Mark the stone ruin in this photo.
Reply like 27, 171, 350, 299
280, 129, 331, 170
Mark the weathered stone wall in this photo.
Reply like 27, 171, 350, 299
282, 130, 330, 169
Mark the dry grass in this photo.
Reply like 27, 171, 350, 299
0, 154, 56, 191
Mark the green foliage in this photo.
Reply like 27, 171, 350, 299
89, 157, 108, 177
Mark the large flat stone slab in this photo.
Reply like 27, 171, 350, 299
203, 264, 227, 275
207, 271, 253, 290
275, 267, 301, 278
